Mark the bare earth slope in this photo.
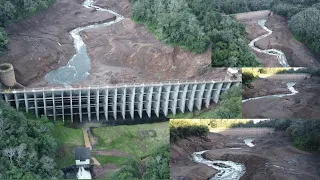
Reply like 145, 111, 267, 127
0, 0, 115, 86
79, 18, 219, 85
95, 0, 132, 17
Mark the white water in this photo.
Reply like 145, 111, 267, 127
192, 151, 246, 180
44, 0, 124, 86
244, 138, 255, 147
242, 82, 298, 103
249, 19, 290, 67
77, 167, 92, 179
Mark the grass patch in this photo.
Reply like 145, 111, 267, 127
52, 121, 84, 169
92, 122, 169, 158
95, 155, 130, 166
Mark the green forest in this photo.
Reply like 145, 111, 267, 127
0, 100, 62, 179
131, 0, 260, 67
131, 0, 320, 67
0, 0, 56, 55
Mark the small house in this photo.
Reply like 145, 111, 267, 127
75, 147, 91, 167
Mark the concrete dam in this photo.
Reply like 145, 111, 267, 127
0, 80, 241, 123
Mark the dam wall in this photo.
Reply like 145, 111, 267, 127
1, 80, 241, 123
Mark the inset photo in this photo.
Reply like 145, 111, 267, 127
242, 68, 320, 119
170, 119, 320, 180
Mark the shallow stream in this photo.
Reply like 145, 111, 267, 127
242, 82, 298, 103
249, 19, 290, 67
44, 0, 124, 86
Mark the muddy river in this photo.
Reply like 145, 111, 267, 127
44, 0, 124, 86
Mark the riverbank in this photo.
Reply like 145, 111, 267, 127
242, 75, 320, 118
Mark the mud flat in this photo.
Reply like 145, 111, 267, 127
242, 75, 320, 119
236, 11, 320, 67
170, 129, 320, 180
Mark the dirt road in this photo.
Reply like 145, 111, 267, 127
236, 11, 320, 67
170, 130, 320, 180
242, 75, 320, 119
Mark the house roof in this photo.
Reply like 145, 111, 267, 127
75, 147, 91, 161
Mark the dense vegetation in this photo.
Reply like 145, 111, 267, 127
278, 67, 320, 76
242, 68, 289, 84
0, 0, 56, 55
131, 0, 260, 67
170, 120, 209, 142
209, 85, 242, 118
0, 100, 62, 179
108, 145, 169, 179
242, 67, 320, 85
289, 8, 320, 53
168, 85, 242, 118
270, 0, 320, 53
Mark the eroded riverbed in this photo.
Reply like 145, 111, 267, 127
249, 19, 289, 67
44, 0, 124, 86
242, 82, 298, 103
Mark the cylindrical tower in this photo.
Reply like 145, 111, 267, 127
0, 63, 17, 87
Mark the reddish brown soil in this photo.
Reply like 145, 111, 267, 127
78, 17, 223, 86
237, 11, 320, 67
95, 0, 132, 17
170, 130, 320, 180
0, 0, 116, 87
0, 0, 227, 88
242, 75, 320, 119
243, 78, 290, 99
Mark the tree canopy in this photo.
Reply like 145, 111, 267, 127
289, 8, 320, 53
0, 100, 62, 179
107, 145, 169, 179
132, 0, 260, 67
